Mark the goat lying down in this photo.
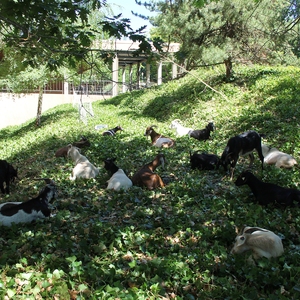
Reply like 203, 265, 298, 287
144, 125, 175, 148
190, 150, 220, 170
189, 122, 215, 141
0, 159, 18, 194
103, 158, 132, 191
132, 153, 166, 190
235, 170, 300, 206
55, 136, 91, 158
169, 119, 194, 137
262, 144, 297, 169
67, 145, 99, 180
102, 126, 123, 136
231, 226, 284, 260
0, 179, 57, 227
219, 130, 264, 179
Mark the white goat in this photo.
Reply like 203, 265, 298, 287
103, 158, 132, 191
262, 144, 297, 168
169, 119, 193, 137
67, 145, 99, 180
231, 226, 284, 260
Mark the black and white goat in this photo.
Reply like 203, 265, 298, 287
102, 126, 123, 136
103, 158, 133, 191
0, 179, 57, 226
189, 122, 215, 141
219, 130, 264, 179
67, 145, 99, 180
144, 125, 175, 148
235, 170, 300, 206
132, 154, 166, 189
262, 144, 297, 169
231, 226, 284, 260
190, 150, 220, 170
169, 119, 194, 137
0, 160, 18, 194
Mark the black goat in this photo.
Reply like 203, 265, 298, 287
102, 126, 123, 136
190, 151, 220, 170
235, 170, 300, 206
189, 122, 215, 141
219, 130, 264, 179
0, 160, 18, 194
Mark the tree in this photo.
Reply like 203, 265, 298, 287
150, 0, 296, 79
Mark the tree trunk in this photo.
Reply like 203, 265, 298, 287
224, 58, 233, 81
36, 85, 44, 126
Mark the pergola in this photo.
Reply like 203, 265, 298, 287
101, 40, 180, 96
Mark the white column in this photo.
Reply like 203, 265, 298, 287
146, 63, 150, 87
172, 63, 178, 79
129, 64, 133, 91
112, 55, 119, 97
137, 62, 141, 89
122, 67, 127, 93
157, 61, 162, 85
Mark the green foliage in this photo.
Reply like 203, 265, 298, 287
1, 65, 300, 298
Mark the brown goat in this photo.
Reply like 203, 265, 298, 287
131, 154, 166, 190
144, 125, 175, 148
55, 136, 91, 158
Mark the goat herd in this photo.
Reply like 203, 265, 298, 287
0, 120, 299, 262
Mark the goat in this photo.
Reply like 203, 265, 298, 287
219, 130, 264, 179
132, 154, 166, 189
235, 170, 300, 206
102, 126, 123, 136
169, 119, 194, 137
231, 226, 284, 260
189, 122, 215, 141
67, 145, 99, 180
55, 136, 91, 158
103, 158, 133, 191
189, 150, 220, 170
0, 179, 57, 226
144, 125, 175, 148
262, 144, 297, 169
0, 160, 18, 194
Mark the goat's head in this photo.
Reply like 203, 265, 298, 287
155, 153, 167, 169
207, 122, 215, 131
103, 158, 117, 171
34, 178, 57, 202
115, 126, 123, 132
170, 119, 181, 129
235, 170, 252, 186
144, 125, 157, 137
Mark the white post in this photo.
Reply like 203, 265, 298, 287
129, 64, 133, 91
122, 67, 127, 93
146, 63, 151, 87
157, 61, 163, 85
172, 63, 178, 79
112, 55, 119, 97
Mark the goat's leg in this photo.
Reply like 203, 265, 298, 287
248, 153, 255, 167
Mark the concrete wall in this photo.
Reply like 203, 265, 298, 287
0, 93, 102, 130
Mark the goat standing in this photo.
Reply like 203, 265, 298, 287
219, 130, 264, 179
132, 154, 166, 189
235, 170, 300, 206
0, 179, 57, 226
144, 125, 175, 148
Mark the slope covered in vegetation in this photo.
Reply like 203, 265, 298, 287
0, 65, 300, 299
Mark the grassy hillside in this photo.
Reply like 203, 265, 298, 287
0, 65, 300, 299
